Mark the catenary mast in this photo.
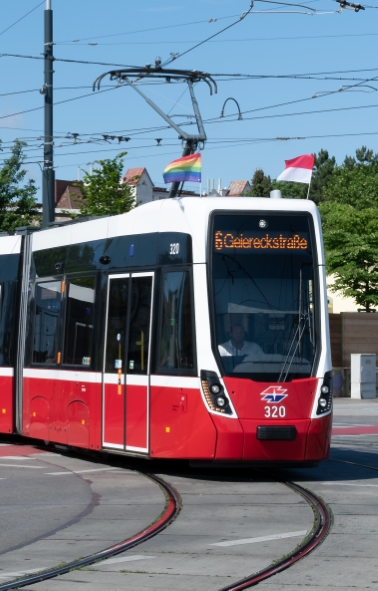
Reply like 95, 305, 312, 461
42, 0, 54, 227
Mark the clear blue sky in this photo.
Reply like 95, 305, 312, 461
0, 0, 377, 198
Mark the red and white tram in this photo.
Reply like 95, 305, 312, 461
0, 196, 332, 464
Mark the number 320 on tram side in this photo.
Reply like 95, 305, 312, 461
0, 196, 332, 465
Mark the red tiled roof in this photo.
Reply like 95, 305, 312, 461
55, 182, 85, 210
123, 167, 146, 185
227, 180, 250, 196
55, 180, 85, 209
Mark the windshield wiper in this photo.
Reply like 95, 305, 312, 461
278, 312, 309, 382
278, 269, 308, 383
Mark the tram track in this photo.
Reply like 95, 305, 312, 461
0, 447, 332, 591
0, 471, 181, 591
218, 478, 332, 591
330, 457, 378, 472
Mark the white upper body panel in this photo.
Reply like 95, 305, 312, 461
0, 235, 22, 256
31, 197, 325, 266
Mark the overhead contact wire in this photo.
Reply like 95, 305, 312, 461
0, 1, 44, 38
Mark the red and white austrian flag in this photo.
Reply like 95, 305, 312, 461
277, 154, 315, 184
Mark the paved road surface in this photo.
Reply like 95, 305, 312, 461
0, 397, 377, 590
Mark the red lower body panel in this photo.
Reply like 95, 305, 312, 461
241, 419, 310, 461
305, 414, 333, 460
211, 414, 243, 459
217, 376, 331, 463
23, 372, 102, 450
150, 386, 216, 458
18, 371, 331, 463
0, 374, 13, 434
209, 415, 332, 462
126, 384, 148, 450
67, 400, 91, 447
103, 382, 124, 446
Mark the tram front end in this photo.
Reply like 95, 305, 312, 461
202, 206, 332, 464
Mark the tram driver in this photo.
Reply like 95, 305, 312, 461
218, 323, 263, 358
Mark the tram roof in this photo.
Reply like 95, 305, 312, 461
27, 196, 323, 264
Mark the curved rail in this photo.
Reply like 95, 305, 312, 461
331, 457, 378, 473
0, 472, 181, 591
218, 480, 332, 591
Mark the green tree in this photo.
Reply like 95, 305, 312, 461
0, 140, 39, 232
75, 153, 135, 217
320, 146, 378, 312
271, 178, 307, 199
308, 149, 336, 204
343, 145, 378, 170
245, 168, 272, 197
322, 147, 378, 208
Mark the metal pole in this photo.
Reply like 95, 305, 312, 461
122, 77, 190, 140
42, 0, 54, 227
187, 80, 206, 142
306, 178, 312, 199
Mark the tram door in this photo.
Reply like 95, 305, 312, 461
102, 272, 154, 453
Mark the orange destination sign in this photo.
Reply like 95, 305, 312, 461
214, 231, 308, 251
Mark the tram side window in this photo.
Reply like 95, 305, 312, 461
64, 277, 95, 366
127, 276, 152, 375
0, 282, 17, 366
0, 283, 3, 365
105, 278, 129, 374
158, 271, 195, 373
33, 281, 62, 364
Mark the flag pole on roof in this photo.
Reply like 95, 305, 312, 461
277, 154, 315, 199
166, 79, 206, 198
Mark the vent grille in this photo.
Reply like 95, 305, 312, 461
257, 426, 297, 441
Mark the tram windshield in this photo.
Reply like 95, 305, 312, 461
211, 213, 317, 382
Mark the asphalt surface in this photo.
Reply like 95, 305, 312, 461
0, 451, 90, 555
0, 397, 377, 591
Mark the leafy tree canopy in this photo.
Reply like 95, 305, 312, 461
322, 146, 378, 209
271, 178, 307, 199
308, 149, 336, 204
0, 140, 39, 232
320, 146, 378, 311
343, 145, 378, 170
75, 153, 136, 217
246, 168, 272, 197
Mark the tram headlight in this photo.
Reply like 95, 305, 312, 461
200, 370, 233, 415
316, 371, 333, 415
210, 383, 221, 395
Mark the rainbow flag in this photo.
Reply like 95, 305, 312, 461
163, 153, 201, 183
